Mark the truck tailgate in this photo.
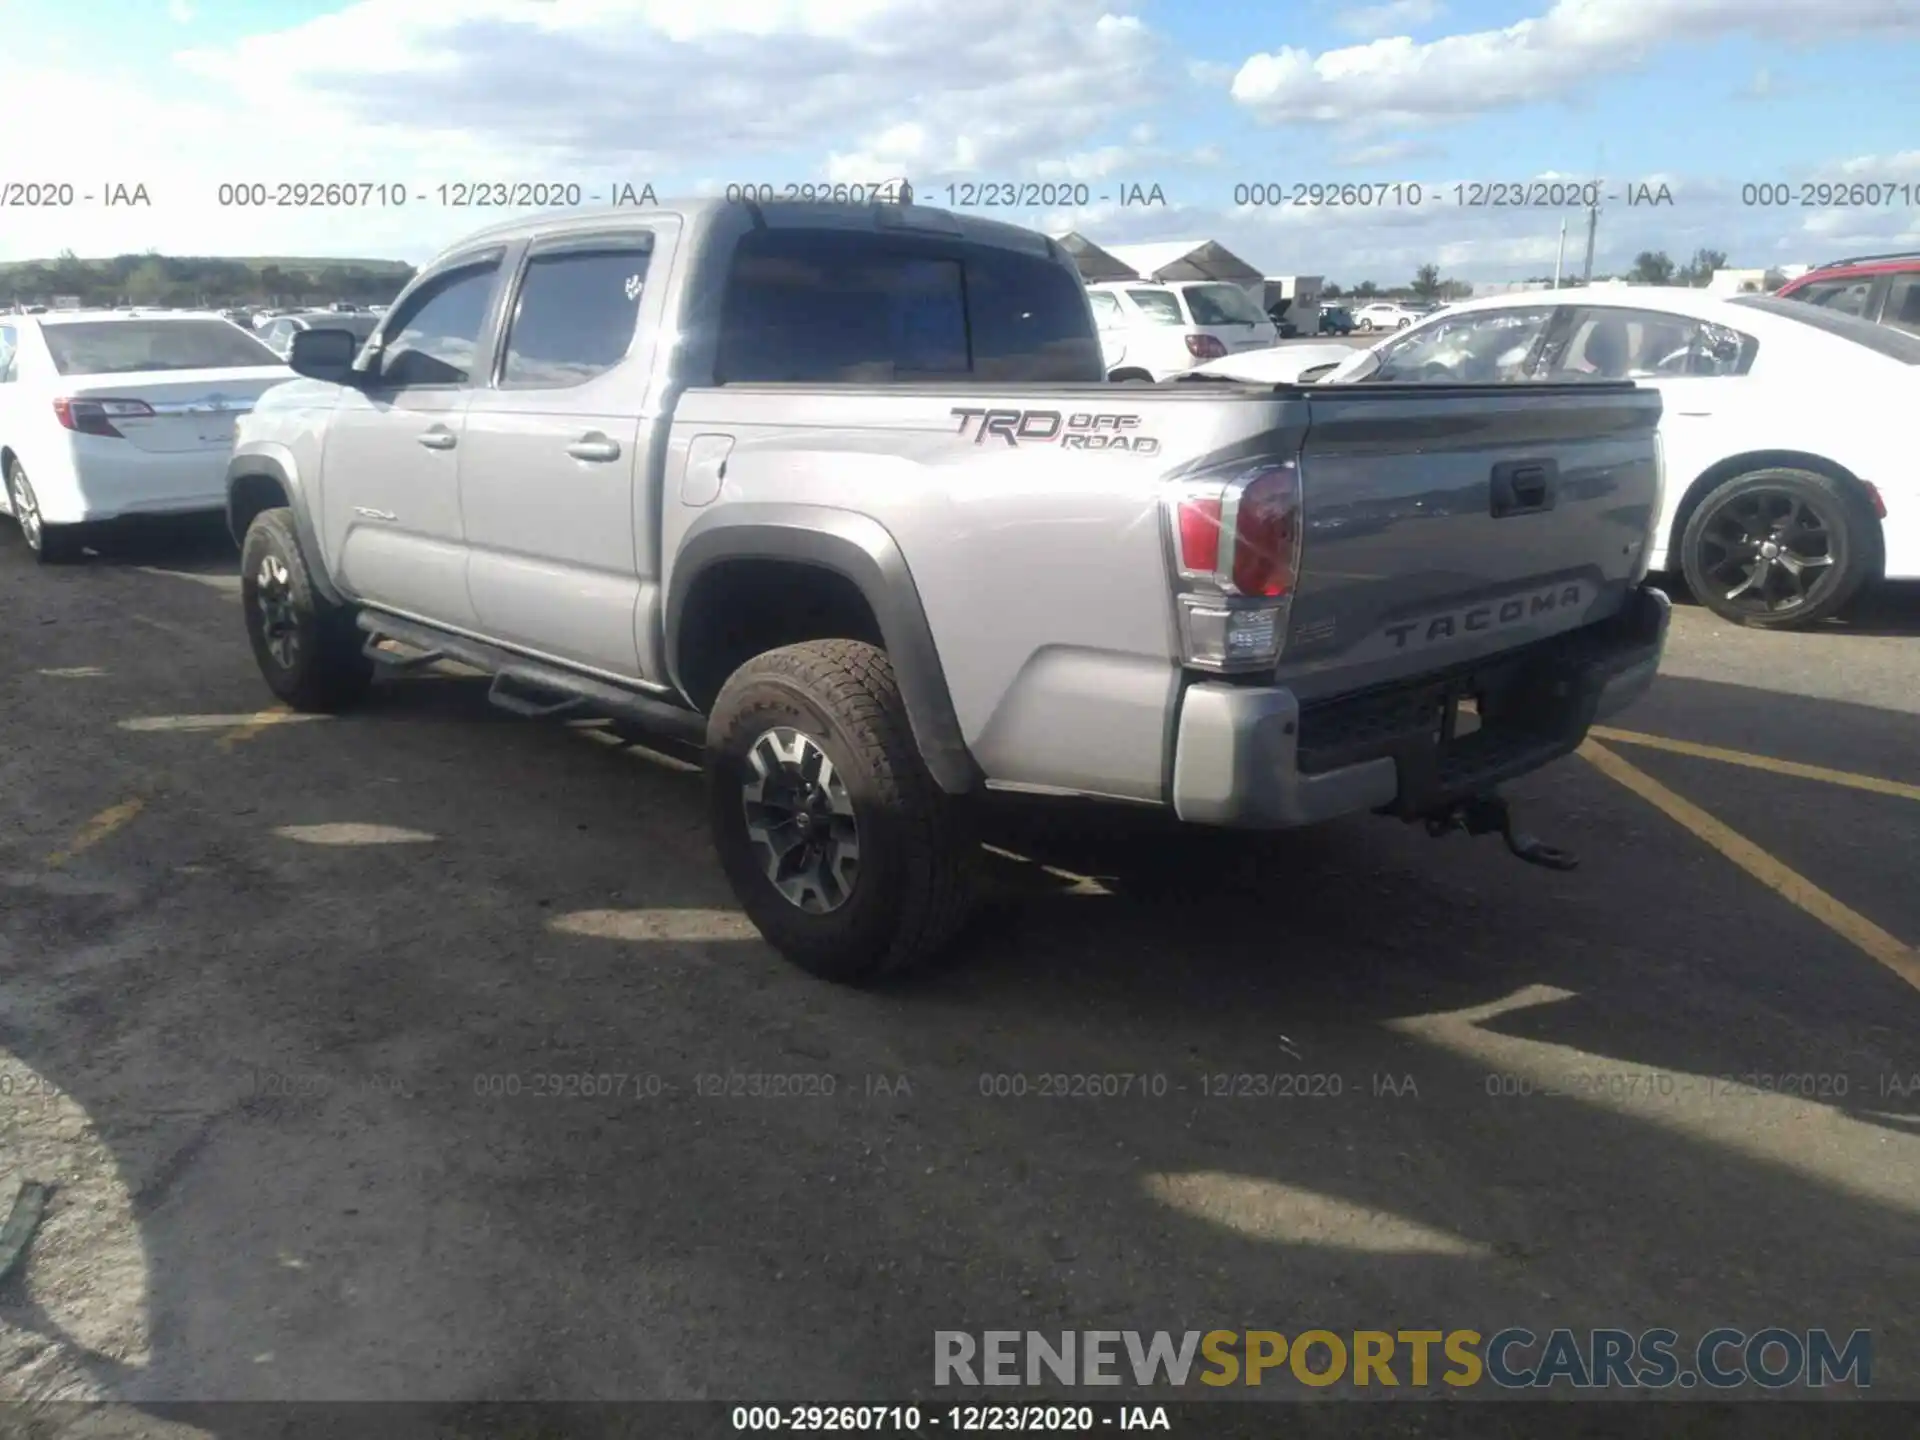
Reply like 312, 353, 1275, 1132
1277, 382, 1662, 701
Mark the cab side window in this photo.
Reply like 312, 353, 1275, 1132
0, 325, 16, 382
375, 258, 502, 388
500, 239, 654, 388
715, 231, 970, 383
1882, 273, 1920, 337
1794, 277, 1876, 318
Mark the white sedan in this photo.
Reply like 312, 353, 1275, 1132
1192, 287, 1918, 629
1351, 300, 1433, 331
0, 313, 291, 563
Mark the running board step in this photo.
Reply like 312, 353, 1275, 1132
355, 612, 706, 744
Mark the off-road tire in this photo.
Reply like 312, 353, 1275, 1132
240, 507, 374, 711
1678, 466, 1879, 630
6, 460, 82, 564
706, 639, 977, 984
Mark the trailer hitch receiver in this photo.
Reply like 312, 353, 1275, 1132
1424, 793, 1578, 871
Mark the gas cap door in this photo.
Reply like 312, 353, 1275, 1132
679, 434, 735, 508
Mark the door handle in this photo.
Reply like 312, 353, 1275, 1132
1674, 410, 1712, 418
1489, 458, 1558, 517
417, 427, 457, 450
566, 435, 622, 462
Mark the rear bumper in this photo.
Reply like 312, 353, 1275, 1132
1171, 585, 1671, 828
36, 439, 230, 525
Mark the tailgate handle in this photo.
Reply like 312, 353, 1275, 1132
1490, 460, 1557, 517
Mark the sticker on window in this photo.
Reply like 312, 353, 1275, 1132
624, 273, 644, 302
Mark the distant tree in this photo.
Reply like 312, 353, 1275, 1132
1761, 268, 1787, 291
1411, 263, 1443, 300
1323, 282, 1343, 298
124, 258, 175, 305
1628, 250, 1676, 284
1352, 280, 1379, 298
1674, 247, 1729, 286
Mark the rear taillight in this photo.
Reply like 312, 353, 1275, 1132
1168, 461, 1303, 672
1185, 333, 1227, 360
53, 397, 154, 438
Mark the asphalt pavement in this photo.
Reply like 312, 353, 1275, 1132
0, 519, 1915, 1430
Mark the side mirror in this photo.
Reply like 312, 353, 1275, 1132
288, 327, 364, 384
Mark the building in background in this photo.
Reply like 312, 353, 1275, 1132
1100, 240, 1267, 292
1261, 275, 1324, 332
1708, 264, 1812, 294
1054, 233, 1138, 284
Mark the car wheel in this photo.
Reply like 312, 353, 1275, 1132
5, 461, 81, 564
1357, 318, 1373, 331
1678, 467, 1880, 629
706, 639, 978, 984
239, 506, 375, 710
1396, 318, 1411, 329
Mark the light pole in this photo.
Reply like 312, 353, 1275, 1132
1554, 219, 1567, 288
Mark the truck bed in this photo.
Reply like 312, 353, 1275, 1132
664, 378, 1661, 804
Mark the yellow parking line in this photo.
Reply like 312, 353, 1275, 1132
45, 798, 146, 869
217, 709, 312, 750
1589, 725, 1920, 804
1580, 739, 1920, 993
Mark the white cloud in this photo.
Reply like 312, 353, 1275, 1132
1233, 0, 1920, 126
1334, 138, 1444, 166
0, 0, 1167, 261
1338, 0, 1445, 39
1837, 150, 1920, 179
0, 0, 1909, 296
167, 0, 196, 22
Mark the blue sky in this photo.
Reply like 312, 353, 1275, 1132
2, 0, 1916, 284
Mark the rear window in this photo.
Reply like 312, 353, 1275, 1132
1183, 283, 1268, 326
41, 319, 280, 375
1729, 294, 1920, 364
714, 229, 1101, 384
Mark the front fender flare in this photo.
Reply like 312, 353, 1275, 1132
666, 504, 981, 795
225, 447, 343, 606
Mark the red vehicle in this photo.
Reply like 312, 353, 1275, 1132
1775, 250, 1920, 335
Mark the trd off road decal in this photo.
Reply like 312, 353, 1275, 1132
950, 408, 1161, 454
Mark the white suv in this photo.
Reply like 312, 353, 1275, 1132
1087, 281, 1280, 381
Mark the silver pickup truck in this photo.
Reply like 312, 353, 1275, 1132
226, 198, 1670, 984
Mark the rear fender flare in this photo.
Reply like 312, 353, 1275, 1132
666, 504, 981, 794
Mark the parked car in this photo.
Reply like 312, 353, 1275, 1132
1195, 287, 1918, 628
258, 310, 380, 359
1186, 341, 1363, 385
225, 199, 1666, 982
1087, 280, 1280, 380
1775, 250, 1920, 336
1352, 300, 1429, 331
1317, 305, 1355, 335
0, 312, 290, 562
